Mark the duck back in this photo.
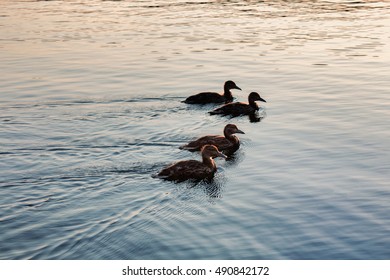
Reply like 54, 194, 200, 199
182, 80, 240, 104
210, 102, 254, 116
183, 92, 227, 104
180, 135, 232, 151
157, 160, 215, 181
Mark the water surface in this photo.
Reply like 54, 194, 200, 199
0, 0, 389, 259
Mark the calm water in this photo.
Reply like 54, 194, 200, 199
1, 0, 389, 260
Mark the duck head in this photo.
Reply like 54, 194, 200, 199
248, 92, 266, 103
224, 124, 245, 136
224, 80, 242, 91
201, 144, 227, 159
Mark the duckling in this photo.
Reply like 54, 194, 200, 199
182, 80, 241, 104
209, 92, 266, 116
155, 145, 226, 182
180, 124, 245, 154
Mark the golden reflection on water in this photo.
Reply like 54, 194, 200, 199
0, 0, 389, 260
1, 0, 389, 56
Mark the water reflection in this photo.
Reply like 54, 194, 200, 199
1, 0, 389, 260
186, 173, 226, 199
249, 110, 266, 123
224, 149, 245, 167
208, 109, 267, 123
131, 0, 388, 13
202, 178, 224, 199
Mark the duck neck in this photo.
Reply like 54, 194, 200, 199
202, 155, 216, 171
223, 86, 233, 100
249, 99, 259, 110
224, 131, 239, 145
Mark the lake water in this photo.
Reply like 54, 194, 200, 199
0, 0, 389, 260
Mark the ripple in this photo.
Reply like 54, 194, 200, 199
1, 0, 389, 260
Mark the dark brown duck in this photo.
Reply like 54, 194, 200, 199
209, 92, 266, 116
155, 145, 226, 182
180, 124, 245, 154
182, 80, 241, 104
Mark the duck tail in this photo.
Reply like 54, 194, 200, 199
152, 171, 170, 179
182, 96, 197, 104
179, 144, 196, 151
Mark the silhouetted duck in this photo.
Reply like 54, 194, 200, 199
155, 145, 226, 182
183, 80, 241, 104
209, 92, 266, 116
180, 124, 245, 154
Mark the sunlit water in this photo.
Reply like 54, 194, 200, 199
1, 0, 389, 259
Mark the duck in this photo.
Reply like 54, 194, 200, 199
209, 92, 266, 116
155, 144, 226, 182
182, 80, 241, 104
180, 124, 245, 154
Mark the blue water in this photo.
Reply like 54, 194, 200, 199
0, 0, 389, 259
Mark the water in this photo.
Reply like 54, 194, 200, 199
0, 0, 389, 260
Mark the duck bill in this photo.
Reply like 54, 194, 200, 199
235, 86, 242, 91
235, 129, 245, 134
218, 152, 227, 159
258, 97, 266, 102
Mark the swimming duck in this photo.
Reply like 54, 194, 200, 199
155, 144, 226, 182
180, 124, 245, 154
209, 92, 266, 116
182, 80, 241, 104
